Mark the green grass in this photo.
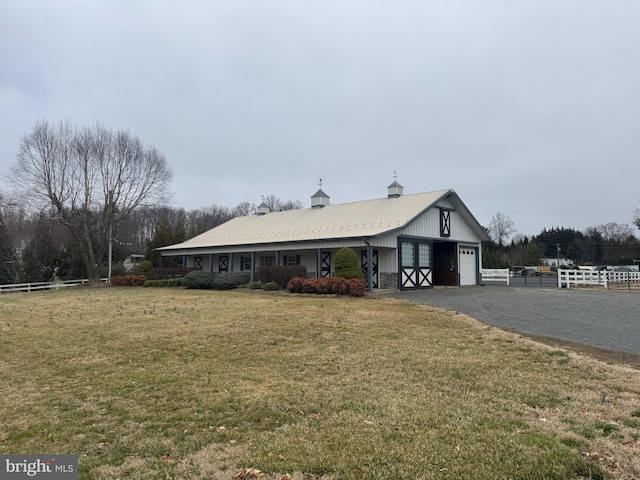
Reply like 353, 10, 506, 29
1, 288, 639, 479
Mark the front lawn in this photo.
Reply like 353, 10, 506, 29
1, 288, 638, 479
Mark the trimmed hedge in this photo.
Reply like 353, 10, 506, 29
286, 276, 366, 297
257, 265, 307, 288
248, 281, 264, 290
110, 275, 147, 286
263, 281, 279, 291
182, 271, 251, 290
212, 272, 251, 290
182, 271, 216, 289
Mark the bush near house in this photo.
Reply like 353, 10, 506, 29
138, 260, 153, 275
147, 267, 197, 280
334, 247, 366, 281
248, 281, 264, 290
212, 272, 251, 290
110, 275, 147, 286
182, 271, 216, 289
257, 265, 307, 288
183, 271, 251, 290
263, 281, 279, 291
287, 276, 366, 297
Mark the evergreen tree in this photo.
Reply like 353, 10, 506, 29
0, 210, 17, 284
20, 214, 59, 282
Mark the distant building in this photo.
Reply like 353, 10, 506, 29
541, 257, 574, 267
123, 254, 145, 272
158, 181, 490, 290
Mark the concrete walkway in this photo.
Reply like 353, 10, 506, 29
389, 286, 640, 355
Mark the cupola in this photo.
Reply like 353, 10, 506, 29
256, 200, 270, 216
387, 172, 403, 198
311, 179, 330, 208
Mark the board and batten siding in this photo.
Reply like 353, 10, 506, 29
400, 205, 482, 243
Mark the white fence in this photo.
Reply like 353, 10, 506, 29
0, 278, 108, 294
481, 269, 510, 285
558, 270, 640, 289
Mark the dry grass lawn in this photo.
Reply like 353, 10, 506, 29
0, 287, 639, 479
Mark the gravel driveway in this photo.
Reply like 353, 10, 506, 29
389, 286, 640, 356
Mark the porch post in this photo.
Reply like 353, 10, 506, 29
251, 252, 255, 282
317, 248, 321, 278
365, 240, 373, 292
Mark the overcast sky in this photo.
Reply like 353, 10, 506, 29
2, 1, 639, 236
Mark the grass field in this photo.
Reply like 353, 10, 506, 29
1, 287, 639, 479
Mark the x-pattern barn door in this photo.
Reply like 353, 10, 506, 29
218, 255, 229, 273
321, 252, 331, 277
400, 240, 433, 289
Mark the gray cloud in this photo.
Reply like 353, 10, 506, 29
2, 0, 639, 235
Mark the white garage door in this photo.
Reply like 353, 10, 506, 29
459, 246, 478, 286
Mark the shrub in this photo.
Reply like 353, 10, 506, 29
263, 281, 279, 291
138, 260, 153, 275
212, 272, 251, 290
110, 275, 147, 287
248, 281, 264, 290
258, 265, 307, 288
287, 276, 305, 293
147, 267, 197, 280
157, 279, 168, 287
334, 247, 365, 281
287, 276, 366, 297
167, 278, 182, 287
143, 280, 154, 288
348, 279, 366, 297
182, 271, 217, 289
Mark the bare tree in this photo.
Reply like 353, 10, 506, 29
488, 212, 516, 247
633, 205, 640, 233
232, 201, 256, 217
596, 222, 635, 242
10, 120, 173, 281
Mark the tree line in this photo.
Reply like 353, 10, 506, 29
0, 192, 303, 284
484, 212, 640, 269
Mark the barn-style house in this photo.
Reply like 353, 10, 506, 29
157, 182, 489, 290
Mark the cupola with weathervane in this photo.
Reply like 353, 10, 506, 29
256, 196, 271, 216
387, 171, 404, 198
311, 179, 330, 208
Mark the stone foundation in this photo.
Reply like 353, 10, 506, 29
379, 272, 398, 290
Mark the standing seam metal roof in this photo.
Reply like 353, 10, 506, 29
158, 189, 483, 251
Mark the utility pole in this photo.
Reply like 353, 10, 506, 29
557, 243, 561, 268
108, 190, 113, 284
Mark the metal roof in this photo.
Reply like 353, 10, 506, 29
158, 189, 487, 251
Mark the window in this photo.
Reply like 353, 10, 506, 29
401, 242, 415, 267
418, 244, 431, 267
283, 254, 301, 265
401, 240, 432, 268
260, 256, 274, 267
240, 256, 251, 271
